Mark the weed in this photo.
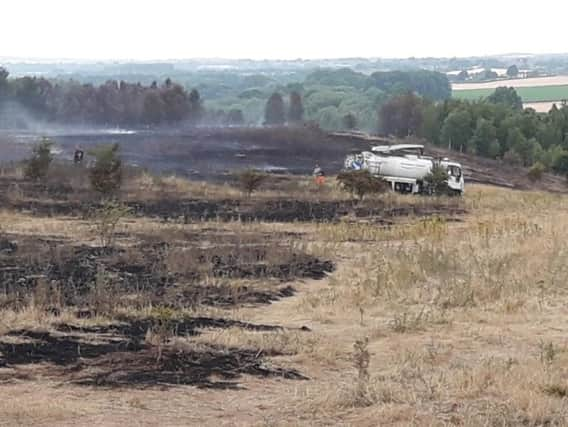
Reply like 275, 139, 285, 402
539, 340, 557, 366
352, 337, 375, 406
542, 384, 568, 398
389, 308, 428, 333
146, 306, 177, 362
238, 169, 267, 197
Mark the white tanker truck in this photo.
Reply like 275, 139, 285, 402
344, 144, 464, 195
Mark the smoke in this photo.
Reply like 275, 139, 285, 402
0, 101, 138, 137
0, 101, 46, 132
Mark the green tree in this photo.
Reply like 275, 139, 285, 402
188, 89, 203, 123
89, 144, 122, 195
487, 87, 523, 110
481, 69, 498, 80
288, 91, 304, 123
424, 164, 450, 195
342, 112, 358, 130
552, 151, 568, 176
24, 137, 54, 181
336, 170, 387, 201
506, 128, 539, 166
143, 91, 165, 125
469, 118, 497, 156
379, 92, 424, 137
528, 162, 545, 182
0, 67, 9, 98
456, 70, 469, 82
264, 92, 286, 125
440, 109, 473, 152
506, 65, 519, 78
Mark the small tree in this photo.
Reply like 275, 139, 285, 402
528, 162, 545, 182
93, 199, 131, 247
342, 113, 358, 130
552, 151, 568, 177
238, 169, 267, 197
424, 164, 450, 195
288, 91, 304, 124
24, 137, 54, 181
264, 92, 286, 125
506, 65, 519, 78
337, 170, 388, 201
89, 144, 122, 195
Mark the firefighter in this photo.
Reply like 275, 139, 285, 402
313, 163, 325, 185
74, 146, 84, 164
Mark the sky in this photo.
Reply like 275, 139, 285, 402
2, 0, 567, 61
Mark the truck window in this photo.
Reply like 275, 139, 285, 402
447, 166, 462, 178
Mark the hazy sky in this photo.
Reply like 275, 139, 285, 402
2, 0, 567, 60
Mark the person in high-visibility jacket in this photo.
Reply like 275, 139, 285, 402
313, 163, 326, 185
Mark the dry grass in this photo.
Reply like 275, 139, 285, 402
3, 182, 568, 425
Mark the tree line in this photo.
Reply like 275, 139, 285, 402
379, 87, 568, 173
0, 68, 203, 126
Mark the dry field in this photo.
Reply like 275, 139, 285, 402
523, 101, 563, 113
1, 166, 568, 426
452, 75, 568, 91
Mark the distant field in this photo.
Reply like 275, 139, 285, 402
453, 75, 568, 90
453, 84, 568, 103
523, 101, 565, 113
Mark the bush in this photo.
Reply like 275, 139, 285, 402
24, 137, 54, 181
424, 164, 450, 195
93, 199, 131, 247
89, 144, 122, 195
528, 162, 546, 182
337, 170, 388, 201
238, 169, 267, 196
552, 151, 568, 177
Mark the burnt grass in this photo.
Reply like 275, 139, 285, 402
0, 235, 334, 310
0, 232, 319, 388
0, 176, 465, 223
0, 173, 465, 390
0, 318, 308, 389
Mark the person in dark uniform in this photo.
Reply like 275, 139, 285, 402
74, 146, 84, 164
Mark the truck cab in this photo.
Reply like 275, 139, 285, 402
443, 161, 465, 194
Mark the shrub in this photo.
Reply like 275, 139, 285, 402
93, 199, 131, 247
528, 162, 546, 182
337, 170, 387, 201
424, 164, 450, 195
552, 151, 568, 177
24, 137, 53, 181
238, 169, 267, 197
89, 144, 122, 194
